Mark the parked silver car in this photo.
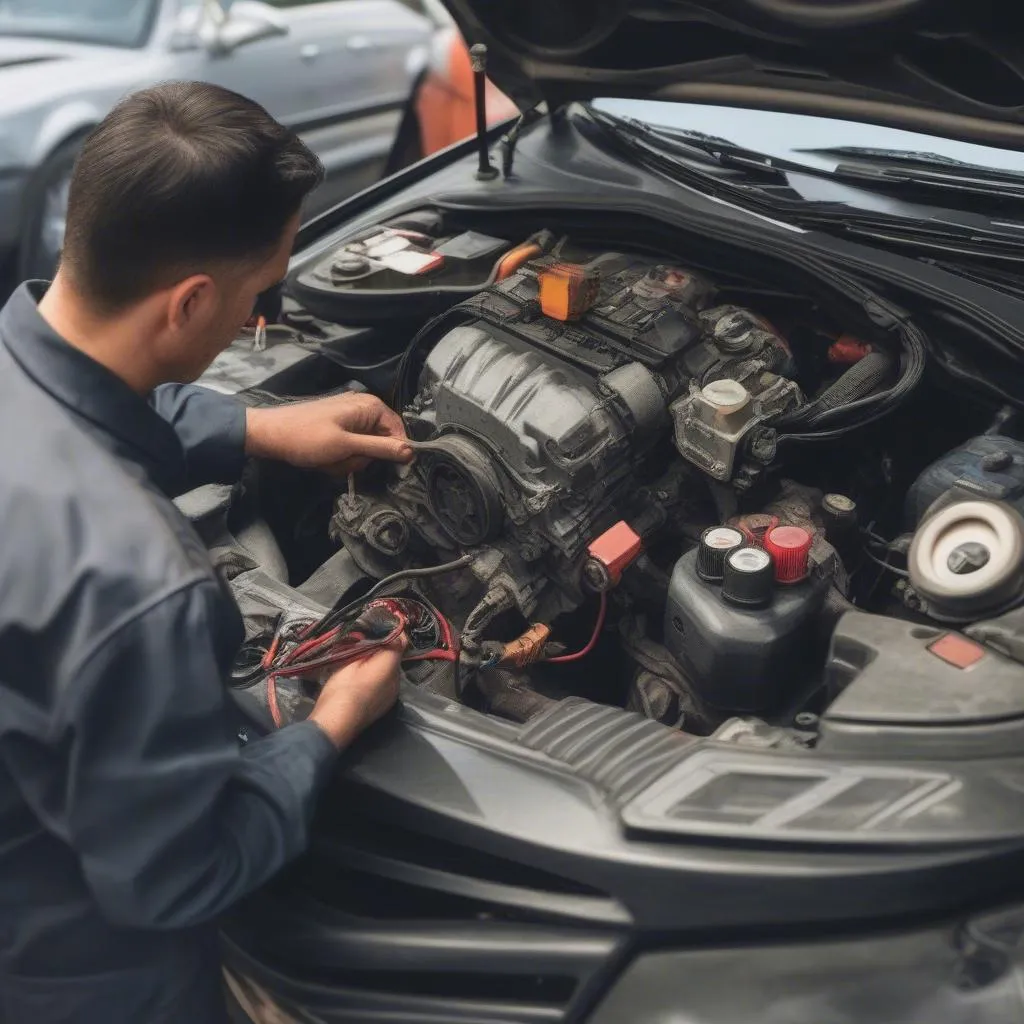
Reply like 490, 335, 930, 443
0, 0, 433, 279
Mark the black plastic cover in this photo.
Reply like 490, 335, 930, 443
824, 611, 1024, 727
906, 435, 1024, 528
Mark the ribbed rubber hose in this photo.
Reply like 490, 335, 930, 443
806, 350, 894, 417
776, 325, 926, 445
784, 350, 895, 428
474, 667, 556, 723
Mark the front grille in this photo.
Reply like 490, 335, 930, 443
225, 795, 628, 1023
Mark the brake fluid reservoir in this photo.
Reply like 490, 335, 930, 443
665, 528, 829, 713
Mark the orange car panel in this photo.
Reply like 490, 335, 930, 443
415, 32, 519, 156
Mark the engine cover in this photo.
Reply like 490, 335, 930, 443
412, 323, 666, 550
331, 248, 802, 618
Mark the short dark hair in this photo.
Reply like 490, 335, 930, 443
61, 81, 324, 310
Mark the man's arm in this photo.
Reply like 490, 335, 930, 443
150, 383, 247, 492
4, 578, 400, 931
151, 386, 412, 495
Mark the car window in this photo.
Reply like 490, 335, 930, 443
0, 0, 158, 47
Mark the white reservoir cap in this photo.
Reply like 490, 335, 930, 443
702, 379, 749, 414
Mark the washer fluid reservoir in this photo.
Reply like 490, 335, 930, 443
665, 528, 830, 713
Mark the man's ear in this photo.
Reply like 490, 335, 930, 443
166, 274, 215, 332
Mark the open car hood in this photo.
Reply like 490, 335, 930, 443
441, 0, 1024, 148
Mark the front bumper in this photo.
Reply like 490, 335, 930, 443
224, 902, 1024, 1024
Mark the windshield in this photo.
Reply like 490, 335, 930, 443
0, 0, 158, 48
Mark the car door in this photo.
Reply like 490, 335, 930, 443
255, 0, 431, 215
167, 0, 320, 129
263, 0, 428, 125
166, 0, 430, 216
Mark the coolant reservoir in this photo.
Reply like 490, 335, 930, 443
665, 537, 829, 713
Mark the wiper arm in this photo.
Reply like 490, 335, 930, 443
799, 146, 1024, 200
602, 114, 790, 183
585, 107, 1024, 261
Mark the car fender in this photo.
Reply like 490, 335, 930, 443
31, 101, 100, 167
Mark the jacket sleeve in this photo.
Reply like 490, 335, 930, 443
8, 579, 338, 931
150, 384, 247, 490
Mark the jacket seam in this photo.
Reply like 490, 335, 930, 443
60, 574, 216, 689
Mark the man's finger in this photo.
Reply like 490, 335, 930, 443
344, 433, 413, 463
375, 404, 408, 441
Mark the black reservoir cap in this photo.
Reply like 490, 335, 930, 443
696, 526, 745, 582
722, 546, 775, 608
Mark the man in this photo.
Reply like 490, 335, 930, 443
0, 82, 412, 1022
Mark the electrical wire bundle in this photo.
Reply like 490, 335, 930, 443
260, 558, 471, 727
775, 322, 927, 444
479, 593, 609, 670
256, 552, 610, 726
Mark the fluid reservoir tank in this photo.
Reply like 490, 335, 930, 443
665, 527, 829, 713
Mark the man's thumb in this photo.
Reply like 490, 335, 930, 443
345, 434, 413, 463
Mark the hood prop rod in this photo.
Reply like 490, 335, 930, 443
470, 43, 498, 181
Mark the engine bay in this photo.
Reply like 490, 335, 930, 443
214, 208, 1024, 751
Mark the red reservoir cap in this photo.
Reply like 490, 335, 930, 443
764, 525, 813, 583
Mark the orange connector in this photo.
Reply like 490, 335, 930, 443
538, 263, 600, 321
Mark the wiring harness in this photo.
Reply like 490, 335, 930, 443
259, 558, 471, 727
254, 554, 611, 728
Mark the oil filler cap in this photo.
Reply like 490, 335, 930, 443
764, 525, 813, 584
696, 526, 745, 582
722, 546, 774, 609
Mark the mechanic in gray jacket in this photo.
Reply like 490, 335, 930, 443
0, 82, 412, 1023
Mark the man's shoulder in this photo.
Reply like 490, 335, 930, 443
0, 397, 212, 619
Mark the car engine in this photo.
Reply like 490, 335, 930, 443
330, 245, 808, 625
219, 212, 1024, 746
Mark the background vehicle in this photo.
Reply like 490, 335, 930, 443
382, 0, 515, 172
176, 0, 1024, 1021
0, 0, 432, 280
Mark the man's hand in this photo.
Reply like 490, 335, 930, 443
245, 393, 411, 474
308, 636, 407, 749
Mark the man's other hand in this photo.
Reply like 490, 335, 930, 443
308, 635, 407, 749
245, 393, 412, 473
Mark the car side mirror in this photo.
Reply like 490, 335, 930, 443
171, 0, 288, 56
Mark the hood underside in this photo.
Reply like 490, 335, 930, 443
442, 0, 1024, 148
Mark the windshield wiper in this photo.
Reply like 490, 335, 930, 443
586, 108, 1024, 263
596, 114, 791, 183
799, 146, 1024, 202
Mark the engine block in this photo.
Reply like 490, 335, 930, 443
331, 248, 803, 619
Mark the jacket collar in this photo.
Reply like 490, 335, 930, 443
0, 282, 187, 494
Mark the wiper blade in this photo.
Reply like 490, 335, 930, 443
585, 107, 1024, 261
605, 115, 790, 182
796, 206, 1024, 262
799, 146, 1024, 200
